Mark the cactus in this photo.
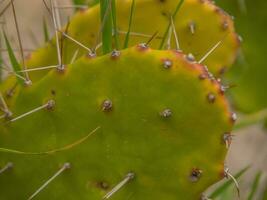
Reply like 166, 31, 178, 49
0, 0, 240, 199
0, 46, 234, 199
215, 0, 267, 116
16, 0, 240, 83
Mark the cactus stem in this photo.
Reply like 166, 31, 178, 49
170, 16, 180, 50
11, 0, 31, 83
188, 21, 196, 35
198, 39, 223, 64
0, 162, 13, 174
103, 172, 135, 199
9, 100, 55, 123
28, 163, 71, 200
224, 167, 240, 198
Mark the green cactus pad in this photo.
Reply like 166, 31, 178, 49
16, 0, 239, 84
0, 47, 233, 199
216, 0, 267, 116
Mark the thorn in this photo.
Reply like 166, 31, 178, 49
11, 0, 31, 83
223, 132, 235, 149
0, 66, 27, 83
198, 36, 227, 64
207, 93, 216, 103
17, 65, 58, 73
110, 49, 120, 59
137, 43, 149, 51
189, 168, 202, 182
59, 31, 92, 54
170, 15, 180, 50
160, 109, 172, 118
186, 53, 196, 62
163, 59, 173, 69
103, 172, 135, 199
102, 99, 113, 112
231, 112, 237, 122
28, 163, 71, 200
200, 194, 212, 200
10, 100, 55, 123
224, 167, 240, 199
50, 0, 63, 70
70, 49, 79, 64
117, 30, 163, 39
0, 162, 13, 174
54, 5, 88, 10
166, 24, 172, 50
146, 31, 159, 46
0, 91, 12, 119
188, 21, 196, 34
53, 0, 62, 28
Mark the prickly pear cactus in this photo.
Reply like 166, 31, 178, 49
0, 0, 240, 199
22, 0, 239, 83
216, 0, 267, 115
0, 46, 235, 199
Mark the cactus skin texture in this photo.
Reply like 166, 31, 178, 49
19, 0, 239, 83
216, 0, 267, 115
0, 46, 234, 199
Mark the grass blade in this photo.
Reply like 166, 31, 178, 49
209, 165, 250, 198
3, 31, 23, 85
100, 0, 113, 54
43, 17, 50, 42
111, 0, 119, 49
123, 0, 135, 49
247, 172, 262, 200
159, 0, 184, 50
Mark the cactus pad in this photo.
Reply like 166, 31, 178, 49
19, 0, 239, 84
0, 47, 233, 199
